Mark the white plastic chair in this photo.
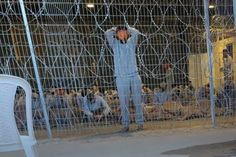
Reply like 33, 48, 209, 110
0, 74, 38, 157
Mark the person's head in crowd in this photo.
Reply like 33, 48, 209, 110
81, 88, 88, 97
56, 88, 65, 96
47, 88, 55, 95
159, 82, 167, 92
142, 84, 149, 92
223, 49, 228, 58
91, 85, 99, 93
163, 64, 172, 71
204, 83, 210, 93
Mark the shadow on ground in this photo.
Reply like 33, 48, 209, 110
162, 140, 236, 157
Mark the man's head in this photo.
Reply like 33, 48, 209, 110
223, 49, 228, 58
81, 88, 88, 97
204, 83, 210, 92
163, 64, 172, 70
56, 88, 65, 96
116, 26, 129, 43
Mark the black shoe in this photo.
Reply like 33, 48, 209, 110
120, 127, 129, 133
136, 125, 144, 131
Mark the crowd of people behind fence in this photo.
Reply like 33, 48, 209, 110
14, 78, 236, 129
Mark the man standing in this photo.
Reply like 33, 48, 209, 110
105, 25, 144, 132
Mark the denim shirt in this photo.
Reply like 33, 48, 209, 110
105, 27, 140, 78
153, 92, 170, 105
83, 95, 111, 116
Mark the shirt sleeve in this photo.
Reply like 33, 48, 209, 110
153, 93, 158, 105
99, 96, 111, 116
82, 97, 93, 116
127, 26, 141, 37
104, 27, 116, 48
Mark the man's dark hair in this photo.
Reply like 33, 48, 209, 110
223, 49, 229, 58
223, 49, 228, 52
116, 26, 127, 33
81, 88, 87, 97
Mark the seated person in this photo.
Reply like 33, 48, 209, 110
76, 88, 88, 108
217, 79, 235, 110
153, 82, 171, 105
221, 49, 233, 79
45, 88, 69, 109
46, 88, 71, 127
105, 89, 119, 102
104, 89, 121, 119
170, 85, 182, 103
196, 83, 210, 101
181, 84, 196, 106
82, 92, 112, 121
142, 84, 154, 104
90, 85, 104, 97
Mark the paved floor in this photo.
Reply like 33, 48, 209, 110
163, 140, 236, 157
2, 126, 236, 157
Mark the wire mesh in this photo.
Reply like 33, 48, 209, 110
0, 0, 236, 138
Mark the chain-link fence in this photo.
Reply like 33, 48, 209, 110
0, 0, 236, 139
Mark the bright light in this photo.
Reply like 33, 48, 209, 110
209, 5, 215, 9
86, 3, 95, 8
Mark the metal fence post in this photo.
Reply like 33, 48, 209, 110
19, 0, 52, 139
233, 0, 236, 30
203, 0, 216, 127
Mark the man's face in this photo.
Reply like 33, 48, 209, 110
223, 50, 228, 58
116, 30, 129, 41
57, 89, 65, 96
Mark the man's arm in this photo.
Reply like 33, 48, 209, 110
99, 96, 111, 116
127, 26, 146, 45
104, 27, 116, 48
128, 26, 147, 38
81, 98, 93, 116
127, 26, 140, 37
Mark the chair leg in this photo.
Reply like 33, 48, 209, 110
21, 141, 38, 157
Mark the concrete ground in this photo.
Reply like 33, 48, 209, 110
2, 126, 236, 157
